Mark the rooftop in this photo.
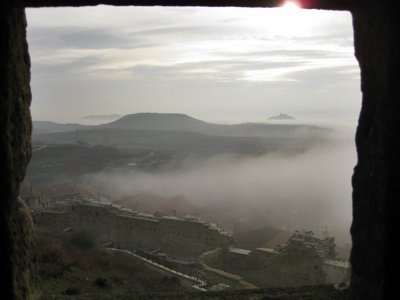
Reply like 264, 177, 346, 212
254, 247, 280, 255
229, 247, 251, 256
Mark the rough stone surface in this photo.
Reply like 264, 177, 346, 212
0, 1, 36, 299
351, 1, 400, 299
0, 0, 399, 299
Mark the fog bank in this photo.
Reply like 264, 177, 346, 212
87, 125, 356, 244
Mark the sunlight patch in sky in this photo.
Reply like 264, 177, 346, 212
27, 6, 360, 124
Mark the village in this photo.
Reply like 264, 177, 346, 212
21, 181, 350, 292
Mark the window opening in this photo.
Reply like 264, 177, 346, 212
25, 4, 360, 294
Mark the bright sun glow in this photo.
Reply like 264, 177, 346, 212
262, 1, 309, 37
281, 1, 301, 10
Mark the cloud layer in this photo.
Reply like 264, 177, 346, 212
87, 135, 355, 244
26, 6, 360, 123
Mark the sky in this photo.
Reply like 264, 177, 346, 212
26, 4, 358, 243
26, 4, 361, 124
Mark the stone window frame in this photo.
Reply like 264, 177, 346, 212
0, 1, 397, 299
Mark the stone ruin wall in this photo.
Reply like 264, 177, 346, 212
200, 233, 345, 288
33, 203, 233, 259
203, 247, 326, 288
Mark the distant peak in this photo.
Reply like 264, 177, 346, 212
120, 112, 192, 119
98, 112, 209, 131
83, 114, 122, 120
268, 113, 296, 120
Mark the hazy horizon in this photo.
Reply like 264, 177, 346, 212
26, 5, 360, 246
31, 111, 360, 129
26, 5, 361, 124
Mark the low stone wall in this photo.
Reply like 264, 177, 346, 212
33, 202, 233, 259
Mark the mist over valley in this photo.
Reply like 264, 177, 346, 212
28, 113, 355, 246
24, 6, 359, 294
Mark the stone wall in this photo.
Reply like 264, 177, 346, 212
322, 260, 350, 285
0, 1, 37, 299
207, 248, 348, 288
202, 232, 348, 288
1, 0, 400, 298
211, 246, 326, 288
34, 202, 233, 259
351, 2, 400, 299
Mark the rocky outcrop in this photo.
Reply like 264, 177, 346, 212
351, 2, 400, 299
0, 1, 36, 299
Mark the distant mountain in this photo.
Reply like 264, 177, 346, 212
26, 144, 145, 184
98, 113, 213, 132
32, 128, 298, 153
32, 121, 91, 135
268, 113, 296, 120
32, 113, 331, 152
99, 113, 328, 138
82, 114, 122, 121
